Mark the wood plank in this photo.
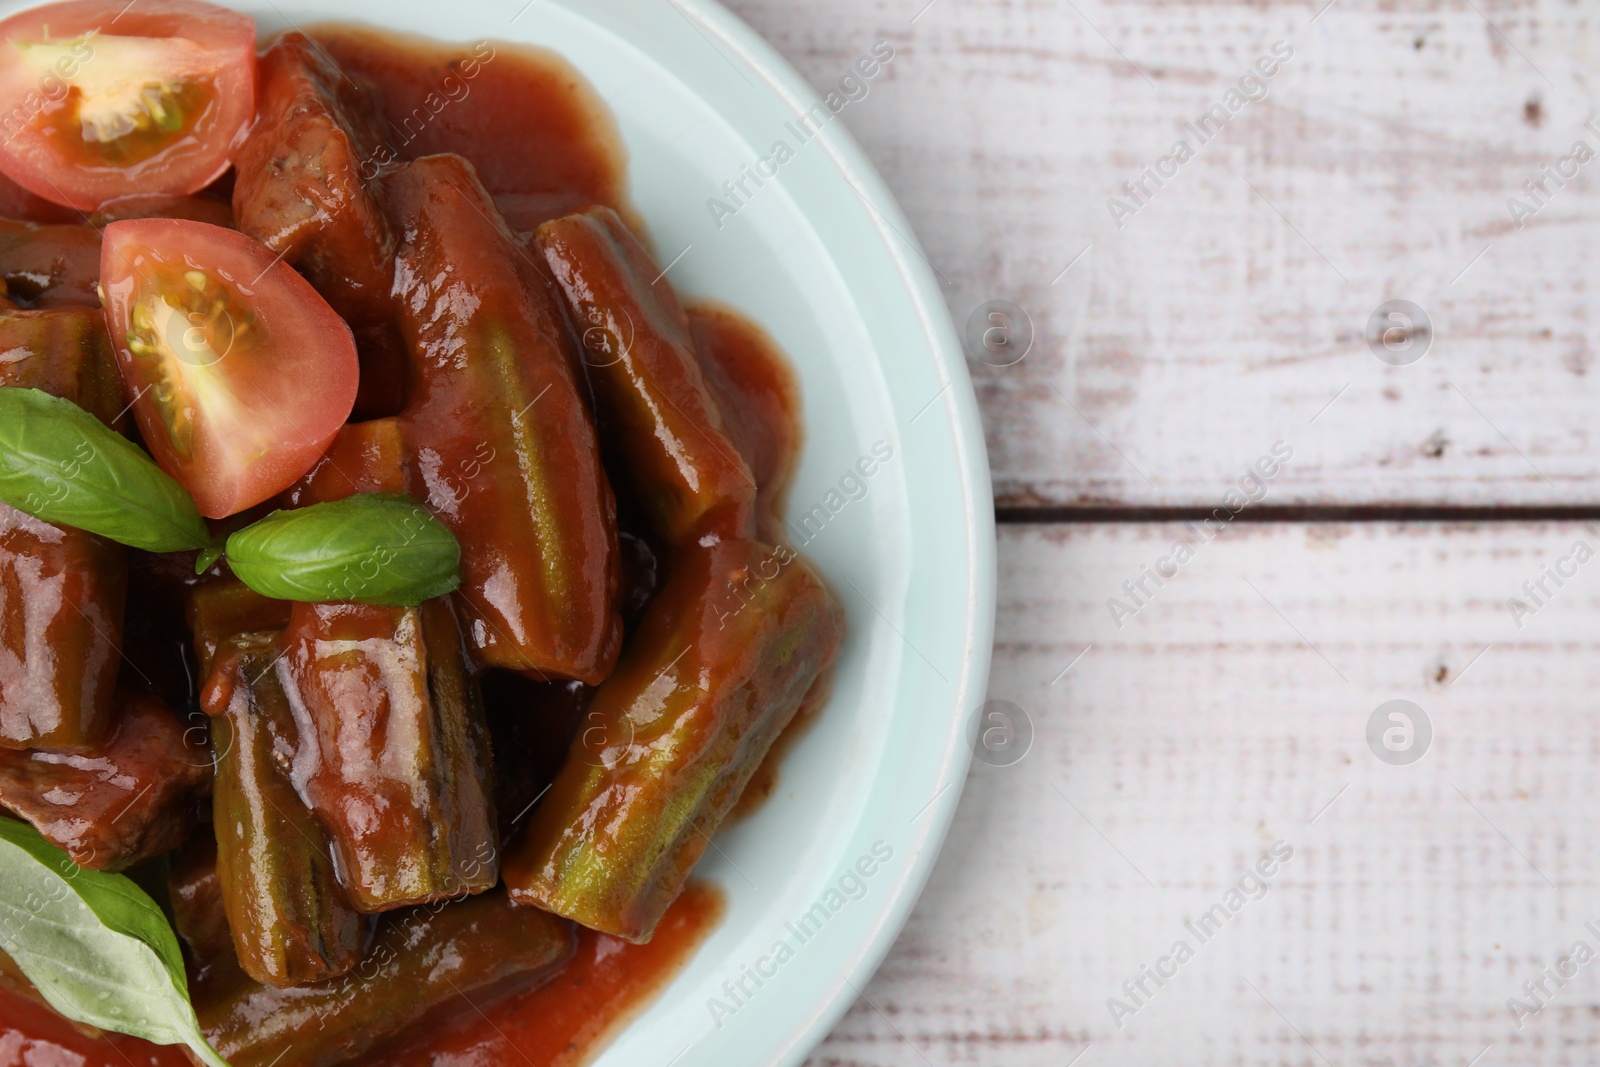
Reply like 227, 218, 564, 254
724, 0, 1600, 508
809, 522, 1600, 1065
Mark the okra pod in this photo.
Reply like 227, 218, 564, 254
275, 417, 500, 911
199, 889, 575, 1067
536, 206, 757, 545
203, 632, 366, 987
281, 598, 499, 912
187, 580, 293, 681
385, 154, 622, 683
169, 833, 248, 1004
504, 538, 843, 941
0, 507, 126, 751
0, 308, 122, 421
280, 417, 409, 507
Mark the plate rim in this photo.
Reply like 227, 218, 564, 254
665, 2, 998, 1062
0, 0, 999, 1058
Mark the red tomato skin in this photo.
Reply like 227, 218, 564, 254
0, 0, 257, 210
0, 167, 82, 222
99, 218, 359, 518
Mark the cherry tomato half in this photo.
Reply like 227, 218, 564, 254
100, 218, 359, 518
0, 0, 256, 210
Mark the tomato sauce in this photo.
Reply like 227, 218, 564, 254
313, 24, 629, 235
728, 663, 834, 825
0, 988, 192, 1066
688, 303, 803, 543
0, 171, 80, 224
0, 23, 803, 1067
0, 885, 723, 1067
361, 883, 724, 1066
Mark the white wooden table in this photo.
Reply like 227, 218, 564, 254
720, 0, 1600, 1063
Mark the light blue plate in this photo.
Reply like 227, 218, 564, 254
115, 0, 994, 1060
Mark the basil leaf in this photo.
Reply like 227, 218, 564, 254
225, 493, 461, 606
0, 817, 231, 1067
195, 543, 225, 575
0, 388, 211, 552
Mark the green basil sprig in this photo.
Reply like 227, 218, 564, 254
0, 817, 231, 1066
225, 493, 461, 606
0, 388, 211, 552
0, 390, 460, 607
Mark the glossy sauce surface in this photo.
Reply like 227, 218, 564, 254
0, 23, 800, 1067
0, 884, 722, 1067
0, 989, 191, 1066
314, 24, 628, 232
688, 303, 803, 543
361, 883, 724, 1067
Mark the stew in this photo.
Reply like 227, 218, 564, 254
0, 7, 837, 1067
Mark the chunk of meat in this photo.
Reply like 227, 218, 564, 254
232, 32, 394, 327
0, 308, 127, 750
232, 32, 403, 417
90, 193, 235, 228
0, 219, 100, 308
0, 692, 209, 870
0, 507, 126, 751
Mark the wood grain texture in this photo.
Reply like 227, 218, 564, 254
712, 2, 1600, 1063
806, 522, 1600, 1066
724, 0, 1600, 509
